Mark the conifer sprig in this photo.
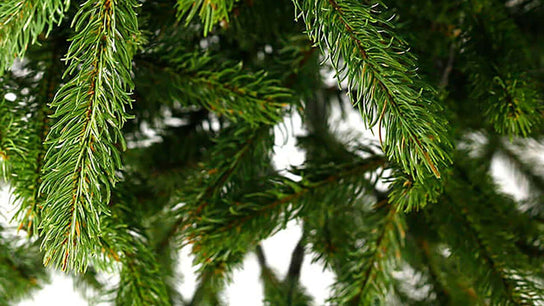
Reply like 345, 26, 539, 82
184, 156, 385, 274
432, 160, 544, 304
334, 206, 404, 305
99, 205, 170, 306
304, 195, 404, 304
292, 0, 452, 208
39, 0, 140, 272
136, 50, 292, 126
388, 171, 445, 212
462, 0, 543, 136
0, 0, 68, 73
176, 0, 238, 36
165, 124, 273, 251
9, 48, 61, 237
447, 200, 544, 304
1, 0, 544, 303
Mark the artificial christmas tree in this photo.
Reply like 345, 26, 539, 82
0, 0, 543, 304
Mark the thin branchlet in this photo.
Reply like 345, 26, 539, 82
292, 0, 453, 210
39, 0, 140, 272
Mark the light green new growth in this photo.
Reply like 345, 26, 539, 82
39, 0, 140, 272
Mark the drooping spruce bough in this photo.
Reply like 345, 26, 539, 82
0, 0, 543, 304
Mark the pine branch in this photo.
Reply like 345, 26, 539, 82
352, 208, 395, 300
339, 205, 403, 305
2, 0, 544, 303
304, 193, 404, 304
462, 0, 543, 136
185, 156, 385, 274
159, 124, 271, 250
0, 0, 68, 73
176, 0, 239, 36
96, 204, 170, 306
222, 157, 385, 231
292, 0, 452, 187
434, 160, 544, 305
388, 170, 446, 212
135, 51, 292, 126
0, 227, 49, 304
114, 247, 170, 306
39, 0, 140, 272
11, 44, 62, 237
442, 197, 527, 304
456, 207, 519, 305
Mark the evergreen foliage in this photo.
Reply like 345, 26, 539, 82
39, 0, 140, 272
0, 0, 543, 304
0, 225, 48, 304
0, 0, 68, 73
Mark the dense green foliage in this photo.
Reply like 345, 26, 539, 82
0, 0, 543, 305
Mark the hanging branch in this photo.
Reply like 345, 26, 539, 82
0, 0, 68, 73
39, 0, 141, 272
113, 238, 170, 306
456, 208, 519, 304
303, 192, 404, 304
292, 0, 453, 209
